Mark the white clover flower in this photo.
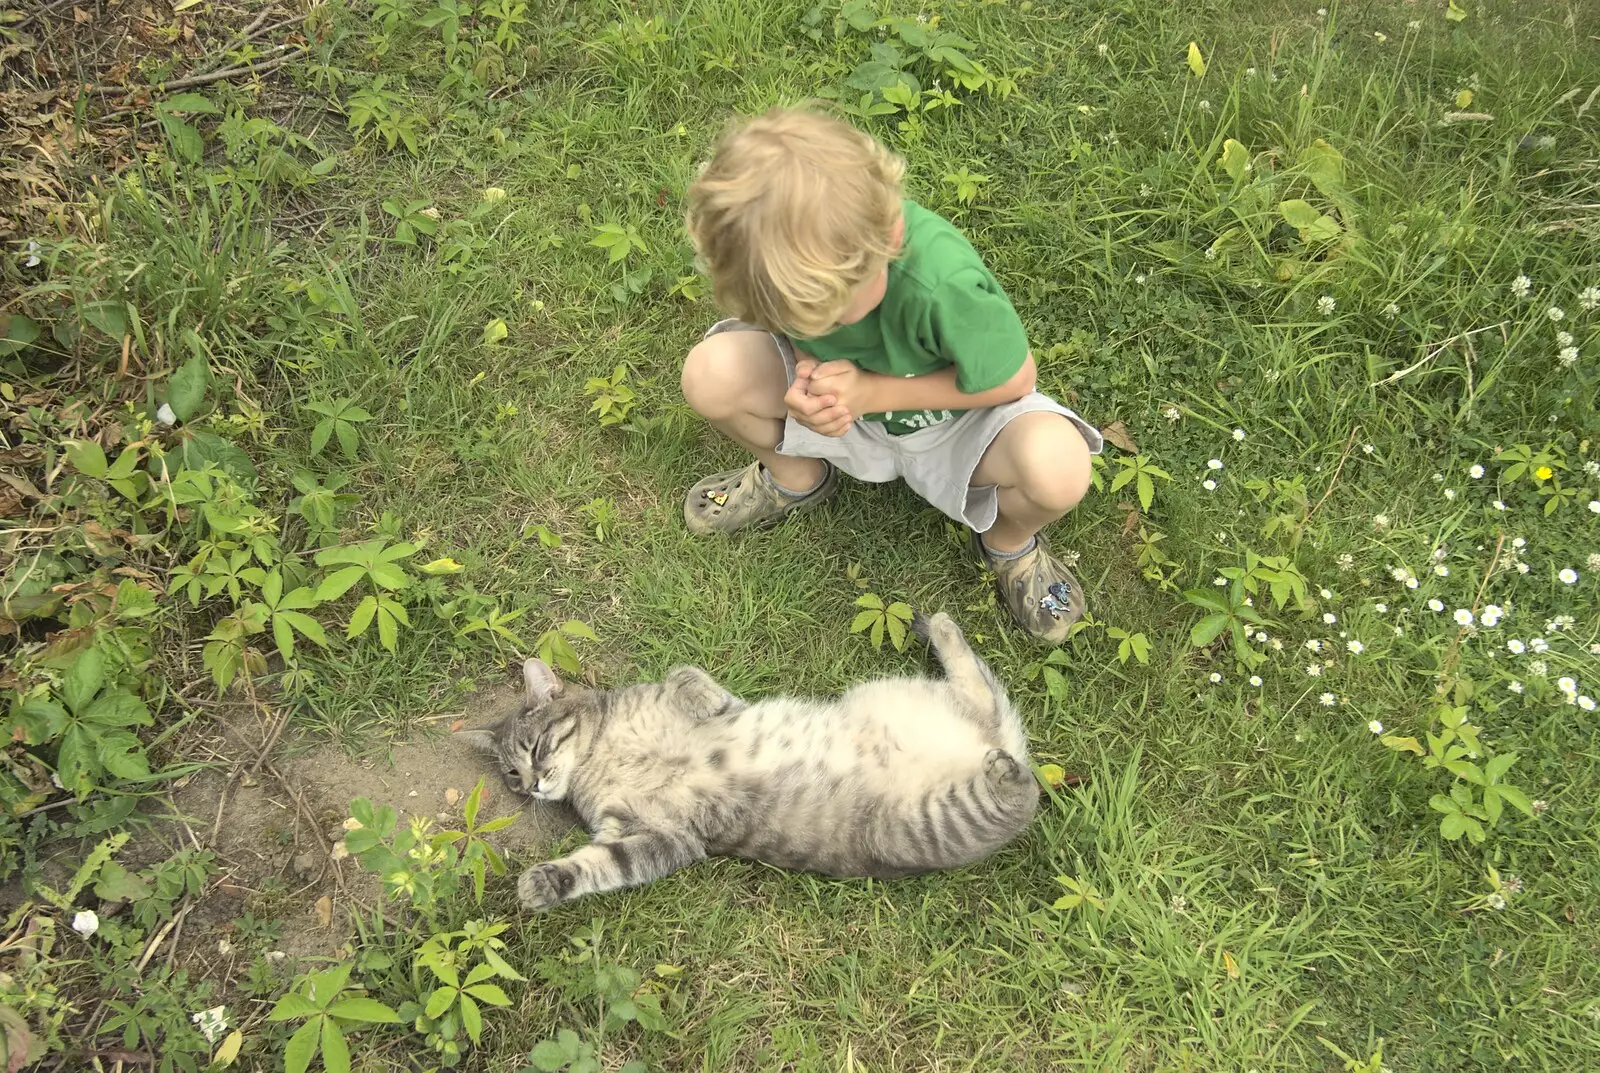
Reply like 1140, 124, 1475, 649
1557, 676, 1577, 695
1487, 892, 1506, 910
1320, 692, 1336, 706
1469, 464, 1484, 479
1140, 183, 1154, 198
1512, 536, 1527, 549
1249, 675, 1263, 687
1097, 42, 1110, 56
1407, 18, 1421, 30
1368, 719, 1384, 733
1316, 7, 1327, 16
1444, 488, 1457, 501
192, 1007, 229, 1045
1374, 514, 1390, 530
1590, 553, 1600, 571
1317, 295, 1336, 316
1516, 562, 1530, 574
1198, 99, 1213, 112
1209, 672, 1223, 684
1557, 331, 1574, 347
1205, 247, 1218, 261
1428, 599, 1445, 612
1213, 576, 1228, 587
1163, 405, 1181, 422
1581, 696, 1597, 712
1548, 615, 1575, 632
1203, 479, 1217, 490
1337, 554, 1354, 571
1529, 659, 1548, 676
1494, 500, 1507, 511
1347, 640, 1365, 654
1529, 637, 1550, 654
1307, 663, 1323, 677
1580, 286, 1600, 311
1559, 567, 1579, 584
1383, 302, 1400, 318
1394, 625, 1405, 636
1454, 608, 1475, 627
1373, 31, 1388, 43
1374, 602, 1388, 613
1135, 273, 1148, 284
1362, 443, 1375, 455
72, 910, 99, 937
1547, 306, 1565, 322
1207, 458, 1224, 470
1508, 680, 1523, 694
1511, 275, 1532, 298
1560, 347, 1579, 368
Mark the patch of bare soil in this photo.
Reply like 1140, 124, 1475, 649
151, 681, 576, 981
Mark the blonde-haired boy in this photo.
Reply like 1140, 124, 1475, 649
680, 107, 1101, 643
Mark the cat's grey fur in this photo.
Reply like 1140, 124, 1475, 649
461, 612, 1038, 911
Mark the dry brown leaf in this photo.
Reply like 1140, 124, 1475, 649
313, 895, 332, 928
1100, 420, 1139, 454
444, 787, 461, 807
448, 718, 465, 732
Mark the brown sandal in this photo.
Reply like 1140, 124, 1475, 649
684, 461, 837, 536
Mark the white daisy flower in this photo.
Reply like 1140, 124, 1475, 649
1347, 640, 1365, 654
1207, 458, 1224, 470
1444, 488, 1457, 500
1368, 719, 1384, 734
1428, 599, 1445, 612
1203, 479, 1217, 490
1589, 501, 1600, 513
1232, 428, 1246, 441
1512, 537, 1527, 549
1214, 576, 1228, 586
1317, 295, 1336, 316
1374, 603, 1388, 613
1556, 676, 1577, 695
1306, 639, 1323, 652
1559, 567, 1579, 584
1580, 696, 1597, 712
1209, 672, 1223, 684
1454, 608, 1475, 627
1406, 576, 1419, 589
1469, 464, 1484, 479
1511, 275, 1532, 298
1307, 663, 1322, 677
1494, 500, 1507, 511
1529, 638, 1549, 654
1435, 565, 1450, 577
1320, 693, 1336, 706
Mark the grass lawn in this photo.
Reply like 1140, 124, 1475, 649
4, 0, 1600, 1069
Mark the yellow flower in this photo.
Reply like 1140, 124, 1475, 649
1534, 465, 1553, 481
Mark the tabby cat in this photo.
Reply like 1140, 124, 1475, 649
461, 612, 1039, 910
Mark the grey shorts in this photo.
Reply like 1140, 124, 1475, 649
703, 319, 1104, 532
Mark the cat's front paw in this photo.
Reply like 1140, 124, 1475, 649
982, 748, 1025, 785
517, 863, 570, 911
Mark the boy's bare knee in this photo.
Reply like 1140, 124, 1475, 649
680, 333, 782, 421
1015, 417, 1092, 514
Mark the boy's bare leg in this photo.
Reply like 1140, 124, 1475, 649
971, 411, 1093, 551
969, 412, 1094, 641
680, 331, 825, 492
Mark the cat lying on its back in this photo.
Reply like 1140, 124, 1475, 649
461, 612, 1039, 910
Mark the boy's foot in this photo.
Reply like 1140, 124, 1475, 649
969, 531, 1087, 645
684, 461, 837, 535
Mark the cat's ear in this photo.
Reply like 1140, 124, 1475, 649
456, 728, 499, 755
522, 658, 563, 705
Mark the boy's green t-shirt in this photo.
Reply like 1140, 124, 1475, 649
796, 200, 1030, 436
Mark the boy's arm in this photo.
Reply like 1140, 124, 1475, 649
803, 353, 1036, 419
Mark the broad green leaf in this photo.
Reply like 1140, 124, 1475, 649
418, 557, 464, 575
1298, 140, 1348, 200
310, 419, 333, 456
1495, 784, 1534, 817
851, 609, 878, 634
0, 312, 42, 356
93, 861, 152, 903
62, 646, 106, 715
527, 1040, 569, 1072
1482, 786, 1503, 825
424, 987, 457, 1019
464, 983, 511, 1006
80, 301, 128, 339
854, 592, 884, 610
1381, 735, 1425, 756
166, 350, 211, 421
279, 611, 329, 648
482, 318, 508, 346
319, 1018, 351, 1073
159, 113, 203, 163
376, 604, 399, 652
327, 997, 401, 1024
213, 1029, 244, 1066
1190, 613, 1230, 646
561, 619, 598, 641
65, 440, 109, 479
273, 616, 297, 663
1186, 41, 1206, 77
1446, 0, 1467, 21
284, 1018, 322, 1073
1484, 752, 1517, 782
315, 566, 368, 602
335, 420, 359, 459
17, 698, 68, 742
1219, 138, 1249, 180
347, 595, 378, 638
460, 992, 483, 1042
83, 691, 152, 728
98, 731, 150, 780
1439, 812, 1466, 840
160, 91, 219, 114
106, 446, 140, 480
1278, 199, 1320, 229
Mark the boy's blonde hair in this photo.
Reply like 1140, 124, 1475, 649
685, 106, 905, 338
